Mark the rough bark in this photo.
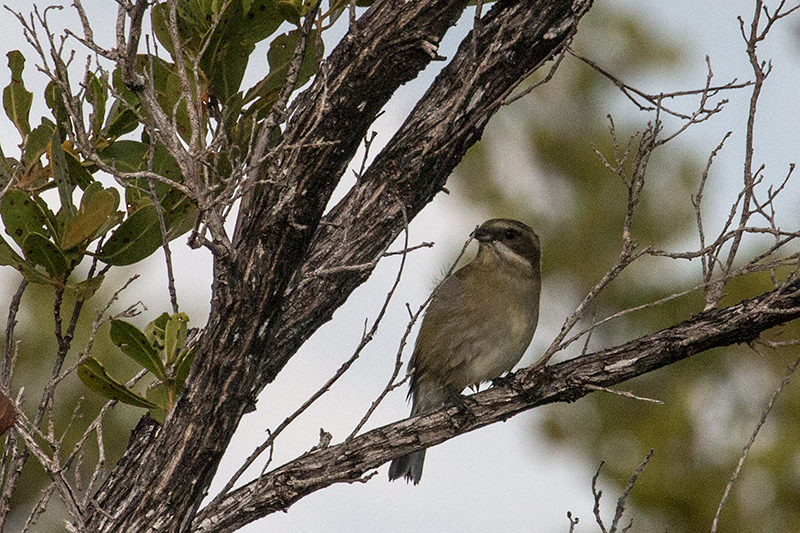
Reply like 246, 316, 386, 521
85, 0, 593, 531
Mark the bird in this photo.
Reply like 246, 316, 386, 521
388, 218, 541, 484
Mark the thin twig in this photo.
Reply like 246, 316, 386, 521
567, 511, 580, 533
584, 385, 663, 404
148, 175, 179, 313
569, 48, 750, 121
710, 354, 800, 532
592, 462, 607, 533
212, 201, 414, 501
2, 280, 27, 392
610, 449, 654, 533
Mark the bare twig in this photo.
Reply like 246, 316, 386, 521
148, 151, 179, 313
340, 207, 414, 441
592, 462, 608, 533
567, 511, 580, 532
0, 302, 25, 531
610, 450, 653, 532
537, 119, 657, 366
710, 354, 800, 532
584, 385, 663, 404
211, 201, 414, 502
13, 411, 85, 529
591, 451, 653, 533
304, 241, 434, 278
569, 48, 750, 121
2, 280, 27, 392
723, 0, 786, 287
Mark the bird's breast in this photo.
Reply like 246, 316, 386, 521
435, 269, 539, 390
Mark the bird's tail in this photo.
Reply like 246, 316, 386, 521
388, 379, 444, 484
388, 449, 426, 484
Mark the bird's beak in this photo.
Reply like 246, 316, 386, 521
470, 226, 494, 242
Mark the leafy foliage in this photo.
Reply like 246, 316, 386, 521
79, 313, 195, 421
0, 0, 330, 281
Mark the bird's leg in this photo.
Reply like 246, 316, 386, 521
444, 386, 478, 428
490, 373, 517, 389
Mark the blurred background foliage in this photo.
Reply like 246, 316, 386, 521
452, 5, 800, 533
1, 282, 148, 531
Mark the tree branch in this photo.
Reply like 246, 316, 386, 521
193, 278, 800, 533
85, 0, 597, 531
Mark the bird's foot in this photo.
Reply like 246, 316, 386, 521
445, 386, 477, 428
492, 372, 530, 398
490, 373, 516, 389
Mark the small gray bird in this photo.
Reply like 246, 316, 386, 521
388, 218, 541, 484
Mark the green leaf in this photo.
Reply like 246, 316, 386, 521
163, 313, 190, 364
44, 80, 71, 139
96, 191, 196, 266
109, 319, 167, 380
95, 204, 163, 266
99, 140, 149, 173
21, 232, 68, 278
48, 129, 76, 219
0, 145, 13, 190
85, 71, 108, 139
0, 234, 23, 266
240, 0, 283, 42
174, 346, 195, 388
23, 118, 55, 168
146, 382, 171, 411
243, 30, 321, 119
276, 0, 302, 26
151, 143, 184, 191
69, 275, 105, 300
78, 356, 160, 409
3, 51, 33, 139
145, 312, 171, 350
124, 186, 149, 214
111, 66, 139, 108
0, 235, 51, 285
78, 182, 124, 240
1, 189, 48, 248
32, 195, 61, 244
161, 187, 198, 239
104, 100, 139, 140
79, 181, 104, 210
63, 149, 94, 191
61, 186, 120, 250
94, 210, 125, 244
204, 34, 254, 105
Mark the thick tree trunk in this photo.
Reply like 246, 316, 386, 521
85, 0, 593, 531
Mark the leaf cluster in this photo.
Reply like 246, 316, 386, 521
0, 52, 197, 290
78, 313, 195, 422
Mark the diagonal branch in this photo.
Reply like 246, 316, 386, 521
82, 1, 595, 531
193, 277, 800, 533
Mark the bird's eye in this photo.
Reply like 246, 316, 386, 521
505, 229, 518, 240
